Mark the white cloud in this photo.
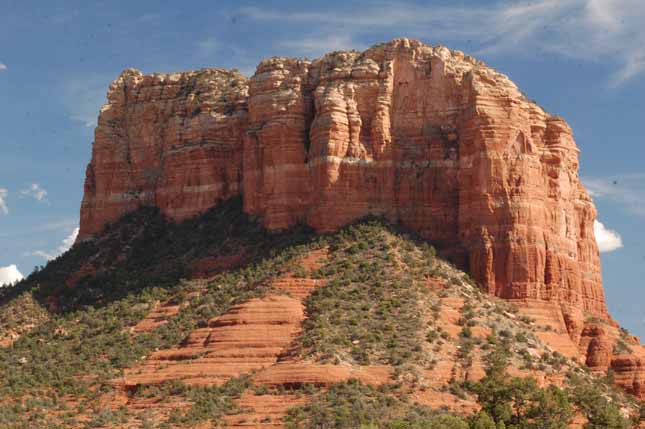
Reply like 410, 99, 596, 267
0, 188, 8, 215
61, 227, 79, 250
0, 63, 7, 72
594, 220, 623, 252
31, 227, 79, 261
20, 183, 47, 202
240, 0, 645, 86
584, 174, 645, 217
0, 265, 23, 287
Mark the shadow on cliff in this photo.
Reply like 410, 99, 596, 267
0, 197, 449, 315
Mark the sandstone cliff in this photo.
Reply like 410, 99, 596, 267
78, 39, 639, 393
80, 68, 249, 236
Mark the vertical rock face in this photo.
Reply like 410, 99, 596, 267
243, 58, 312, 229
80, 38, 605, 323
611, 352, 644, 398
79, 68, 248, 237
242, 39, 606, 322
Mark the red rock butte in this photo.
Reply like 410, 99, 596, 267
80, 38, 607, 335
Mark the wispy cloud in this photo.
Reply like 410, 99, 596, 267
240, 0, 645, 86
31, 227, 79, 261
0, 218, 78, 238
20, 183, 47, 202
239, 4, 487, 29
196, 37, 219, 58
192, 37, 258, 76
49, 9, 80, 26
61, 75, 110, 128
0, 63, 7, 72
610, 55, 645, 88
594, 220, 623, 252
0, 265, 23, 287
138, 12, 164, 24
280, 34, 364, 58
584, 174, 645, 216
0, 188, 8, 215
239, 4, 490, 46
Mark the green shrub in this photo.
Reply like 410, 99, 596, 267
298, 222, 435, 367
568, 376, 631, 429
285, 379, 469, 429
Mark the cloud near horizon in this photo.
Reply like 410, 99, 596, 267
0, 63, 7, 72
0, 265, 23, 286
594, 220, 623, 253
240, 0, 645, 86
31, 227, 80, 261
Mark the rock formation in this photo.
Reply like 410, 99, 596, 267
79, 39, 640, 392
80, 68, 249, 237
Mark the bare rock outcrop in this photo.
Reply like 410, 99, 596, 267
611, 352, 644, 398
80, 68, 248, 237
79, 39, 636, 388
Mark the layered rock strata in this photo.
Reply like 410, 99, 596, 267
80, 38, 619, 365
80, 68, 249, 237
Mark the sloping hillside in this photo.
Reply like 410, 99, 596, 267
0, 199, 641, 428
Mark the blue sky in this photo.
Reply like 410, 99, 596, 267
0, 0, 643, 336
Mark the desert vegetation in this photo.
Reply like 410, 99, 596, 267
0, 200, 640, 427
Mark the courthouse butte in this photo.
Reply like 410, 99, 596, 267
78, 38, 642, 397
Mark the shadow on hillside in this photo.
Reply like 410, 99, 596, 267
0, 197, 460, 315
0, 197, 319, 314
